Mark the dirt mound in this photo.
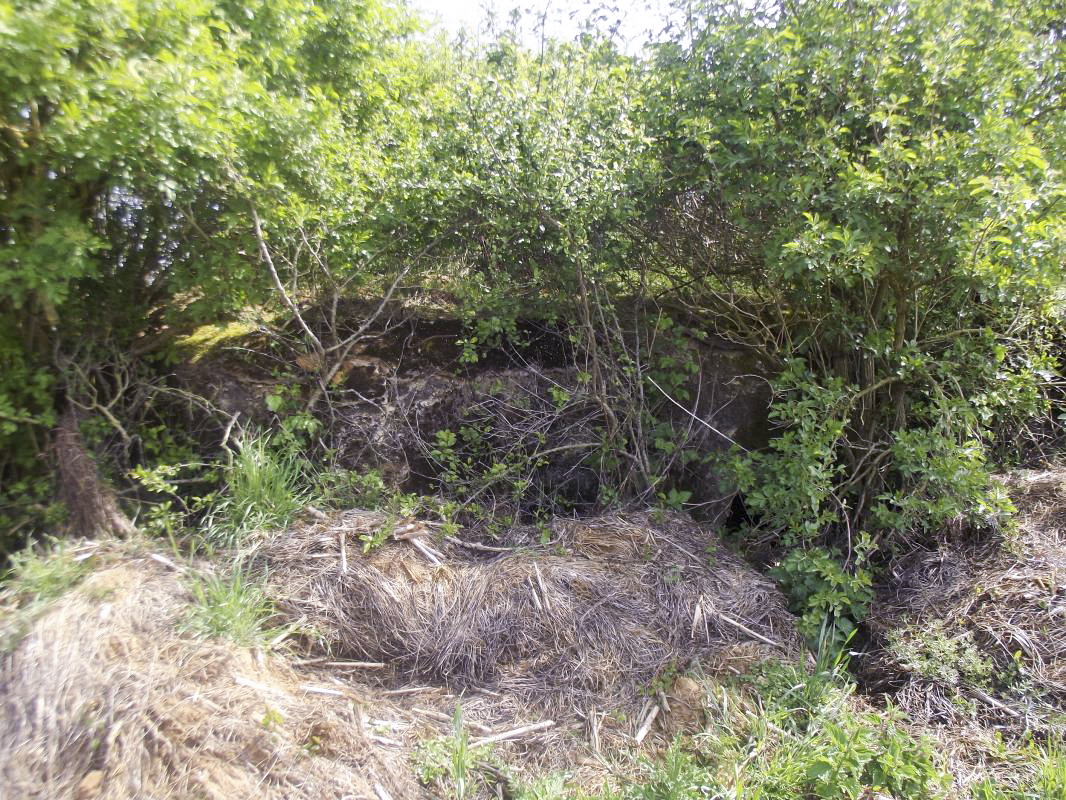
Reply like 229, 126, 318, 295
862, 467, 1066, 744
0, 557, 421, 800
262, 510, 805, 715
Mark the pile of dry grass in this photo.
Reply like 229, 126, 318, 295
863, 467, 1066, 752
0, 511, 804, 799
0, 553, 423, 800
262, 510, 805, 717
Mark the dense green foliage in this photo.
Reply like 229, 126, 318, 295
2, 0, 1065, 646
0, 0, 416, 543
659, 0, 1065, 542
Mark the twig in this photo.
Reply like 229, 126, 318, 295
528, 576, 543, 611
409, 537, 443, 565
691, 599, 704, 639
533, 563, 552, 612
220, 411, 241, 457
634, 705, 660, 744
250, 205, 324, 356
969, 687, 1021, 718
300, 684, 347, 697
374, 783, 395, 800
470, 720, 555, 747
645, 374, 749, 451
714, 609, 782, 649
393, 529, 431, 542
338, 531, 348, 574
148, 553, 188, 573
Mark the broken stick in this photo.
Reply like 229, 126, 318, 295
470, 720, 555, 747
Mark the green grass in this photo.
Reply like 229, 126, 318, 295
413, 704, 501, 799
491, 651, 1064, 800
0, 538, 93, 651
182, 568, 281, 647
3, 538, 91, 604
203, 434, 315, 546
415, 651, 951, 800
971, 739, 1066, 800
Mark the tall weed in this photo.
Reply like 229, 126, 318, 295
182, 567, 281, 647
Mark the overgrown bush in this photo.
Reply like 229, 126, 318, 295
648, 0, 1065, 559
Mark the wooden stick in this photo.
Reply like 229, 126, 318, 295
393, 529, 428, 542
300, 684, 346, 697
338, 531, 348, 574
691, 599, 704, 639
714, 609, 781, 649
533, 563, 552, 611
374, 783, 395, 800
410, 538, 443, 565
267, 626, 296, 648
969, 687, 1021, 718
148, 553, 188, 572
634, 705, 660, 744
470, 720, 554, 747
321, 661, 386, 669
528, 576, 543, 611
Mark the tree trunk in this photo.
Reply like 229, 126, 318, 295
55, 409, 136, 539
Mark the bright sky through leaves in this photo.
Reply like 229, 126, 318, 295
412, 0, 675, 51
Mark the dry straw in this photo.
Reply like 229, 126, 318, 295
862, 467, 1066, 790
0, 559, 420, 799
0, 511, 804, 798
262, 509, 805, 716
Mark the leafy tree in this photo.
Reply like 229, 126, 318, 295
0, 0, 411, 546
644, 0, 1065, 561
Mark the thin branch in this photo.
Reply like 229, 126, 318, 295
250, 205, 324, 356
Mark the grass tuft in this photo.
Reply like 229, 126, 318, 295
3, 538, 91, 605
204, 433, 315, 546
0, 538, 93, 651
182, 568, 280, 647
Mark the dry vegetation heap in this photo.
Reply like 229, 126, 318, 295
0, 557, 423, 799
263, 510, 805, 713
864, 467, 1066, 786
0, 512, 805, 799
